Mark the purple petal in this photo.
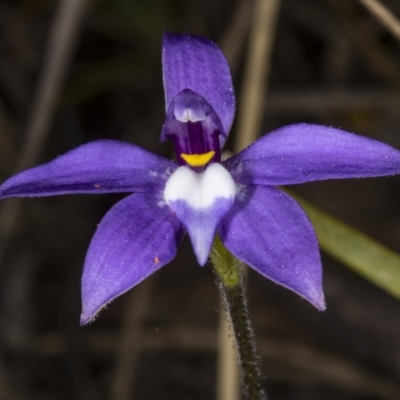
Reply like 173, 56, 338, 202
81, 192, 184, 324
218, 185, 325, 310
0, 140, 176, 199
162, 32, 235, 140
224, 123, 400, 186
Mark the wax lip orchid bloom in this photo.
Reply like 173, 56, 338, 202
2, 33, 400, 324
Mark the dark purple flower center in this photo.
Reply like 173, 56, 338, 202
161, 89, 226, 168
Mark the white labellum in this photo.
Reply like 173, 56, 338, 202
164, 163, 236, 209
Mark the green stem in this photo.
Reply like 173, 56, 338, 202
211, 236, 267, 400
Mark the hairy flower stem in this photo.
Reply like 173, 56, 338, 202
211, 236, 267, 400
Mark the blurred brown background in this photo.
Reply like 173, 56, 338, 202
0, 0, 400, 399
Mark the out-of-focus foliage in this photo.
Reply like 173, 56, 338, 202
293, 192, 400, 301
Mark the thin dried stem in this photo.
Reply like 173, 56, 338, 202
326, 0, 400, 84
110, 278, 155, 400
220, 0, 253, 72
0, 0, 92, 263
235, 0, 281, 153
217, 309, 240, 400
358, 0, 400, 42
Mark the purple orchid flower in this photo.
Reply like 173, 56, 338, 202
1, 33, 400, 325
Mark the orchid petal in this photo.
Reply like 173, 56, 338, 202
218, 185, 325, 310
80, 192, 184, 324
162, 32, 235, 140
0, 140, 176, 199
164, 164, 235, 265
224, 123, 400, 186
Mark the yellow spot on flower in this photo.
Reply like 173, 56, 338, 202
154, 256, 160, 265
181, 151, 215, 167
